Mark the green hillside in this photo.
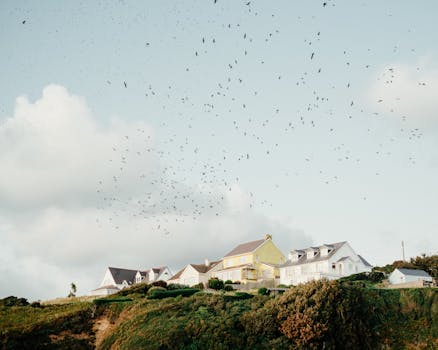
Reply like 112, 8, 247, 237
1, 281, 437, 349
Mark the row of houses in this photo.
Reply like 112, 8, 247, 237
91, 234, 377, 295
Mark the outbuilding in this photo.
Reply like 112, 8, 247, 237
388, 268, 433, 285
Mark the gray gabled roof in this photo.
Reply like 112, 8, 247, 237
108, 267, 138, 285
358, 255, 372, 267
282, 241, 347, 267
397, 268, 431, 277
224, 238, 266, 257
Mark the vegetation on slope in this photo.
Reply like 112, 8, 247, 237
1, 280, 437, 349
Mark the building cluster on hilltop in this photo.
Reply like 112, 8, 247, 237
90, 235, 380, 296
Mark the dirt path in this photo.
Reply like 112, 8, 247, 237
93, 315, 113, 349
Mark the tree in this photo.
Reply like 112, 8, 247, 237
410, 254, 438, 278
68, 282, 77, 298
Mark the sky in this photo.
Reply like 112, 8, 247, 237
1, 0, 437, 301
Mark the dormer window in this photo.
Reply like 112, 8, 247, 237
306, 248, 318, 259
320, 245, 333, 257
289, 250, 304, 262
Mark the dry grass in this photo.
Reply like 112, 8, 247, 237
42, 295, 99, 305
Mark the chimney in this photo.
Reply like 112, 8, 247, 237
205, 258, 210, 267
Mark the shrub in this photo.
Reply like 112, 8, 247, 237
272, 280, 386, 349
0, 296, 29, 307
223, 291, 253, 301
152, 280, 167, 288
167, 283, 190, 290
276, 284, 289, 288
339, 271, 385, 284
192, 282, 205, 290
117, 283, 151, 296
224, 285, 234, 291
147, 288, 200, 300
147, 286, 166, 295
258, 287, 269, 295
208, 278, 224, 290
224, 280, 233, 284
233, 281, 241, 284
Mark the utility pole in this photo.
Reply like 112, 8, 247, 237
401, 241, 405, 262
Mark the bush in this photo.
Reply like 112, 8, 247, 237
272, 280, 386, 349
0, 296, 29, 307
192, 282, 205, 290
224, 280, 233, 284
117, 283, 151, 296
152, 280, 167, 288
339, 271, 385, 284
233, 281, 241, 284
147, 288, 200, 300
224, 285, 234, 291
277, 284, 290, 288
258, 287, 269, 295
167, 283, 190, 290
223, 292, 253, 301
208, 278, 224, 290
147, 286, 166, 295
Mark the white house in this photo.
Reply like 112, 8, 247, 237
388, 268, 433, 285
134, 266, 172, 284
90, 266, 173, 296
279, 241, 372, 286
168, 259, 222, 287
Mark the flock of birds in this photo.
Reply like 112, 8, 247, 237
90, 0, 425, 235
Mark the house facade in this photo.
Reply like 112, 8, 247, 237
134, 266, 172, 284
388, 268, 433, 285
168, 260, 222, 286
212, 235, 286, 284
90, 265, 173, 296
279, 241, 372, 286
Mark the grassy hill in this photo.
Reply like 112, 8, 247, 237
1, 281, 437, 349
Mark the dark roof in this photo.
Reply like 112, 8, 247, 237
397, 268, 431, 277
224, 238, 266, 257
108, 267, 138, 285
358, 255, 372, 267
337, 256, 351, 262
282, 241, 347, 267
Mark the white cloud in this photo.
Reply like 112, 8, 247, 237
0, 85, 311, 301
0, 84, 155, 209
367, 59, 438, 126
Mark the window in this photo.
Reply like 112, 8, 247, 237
332, 263, 336, 269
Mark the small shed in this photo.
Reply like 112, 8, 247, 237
388, 268, 433, 285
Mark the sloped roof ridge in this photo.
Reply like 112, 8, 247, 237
224, 238, 266, 257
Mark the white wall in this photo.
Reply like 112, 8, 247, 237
389, 269, 433, 285
100, 268, 116, 287
280, 242, 372, 286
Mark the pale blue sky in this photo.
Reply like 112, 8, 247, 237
1, 1, 437, 299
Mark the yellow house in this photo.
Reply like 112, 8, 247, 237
212, 235, 286, 283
